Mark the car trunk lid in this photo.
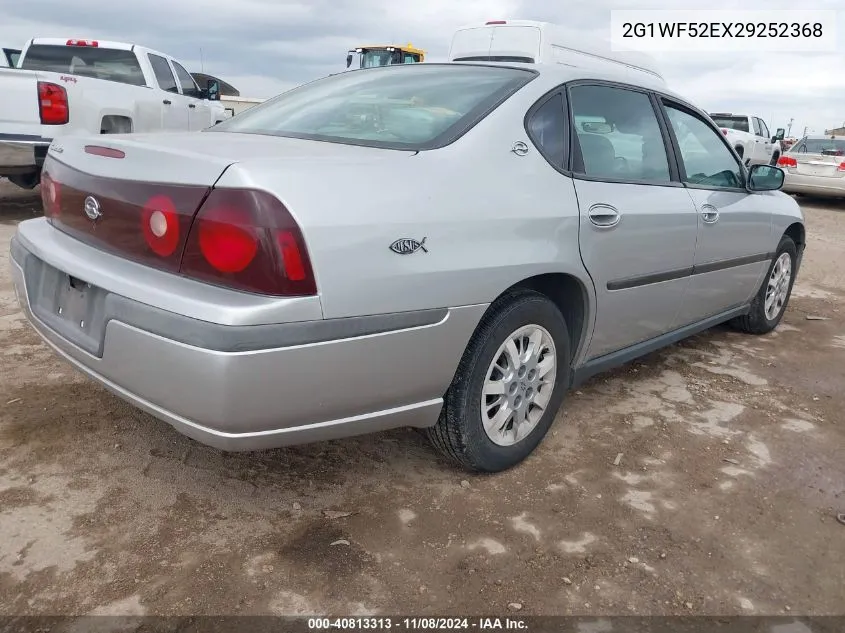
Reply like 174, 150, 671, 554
42, 132, 400, 274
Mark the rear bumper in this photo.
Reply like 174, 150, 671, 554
10, 219, 485, 451
782, 172, 845, 197
0, 133, 51, 173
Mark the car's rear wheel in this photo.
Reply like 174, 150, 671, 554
426, 289, 570, 472
731, 235, 797, 334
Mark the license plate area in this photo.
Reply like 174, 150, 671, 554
26, 258, 108, 357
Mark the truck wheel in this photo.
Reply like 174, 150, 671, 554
735, 145, 744, 159
426, 289, 570, 473
770, 152, 780, 166
730, 235, 797, 335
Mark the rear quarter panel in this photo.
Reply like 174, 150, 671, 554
214, 85, 594, 324
35, 72, 161, 137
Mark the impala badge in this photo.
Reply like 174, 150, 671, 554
389, 237, 428, 255
84, 196, 102, 222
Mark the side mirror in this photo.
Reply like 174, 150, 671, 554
747, 164, 784, 192
773, 128, 785, 142
346, 53, 354, 68
205, 79, 220, 101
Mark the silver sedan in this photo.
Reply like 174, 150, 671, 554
779, 135, 845, 197
9, 62, 804, 472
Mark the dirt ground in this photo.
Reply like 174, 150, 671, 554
0, 178, 843, 618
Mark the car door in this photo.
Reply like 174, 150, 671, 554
659, 99, 774, 324
170, 59, 212, 130
567, 82, 699, 361
147, 53, 190, 131
752, 117, 773, 164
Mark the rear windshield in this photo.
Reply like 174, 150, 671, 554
209, 64, 536, 150
710, 115, 749, 133
793, 138, 845, 156
20, 45, 146, 86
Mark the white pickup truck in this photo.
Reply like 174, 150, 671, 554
709, 112, 785, 167
0, 38, 229, 190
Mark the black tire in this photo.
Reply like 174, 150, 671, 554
730, 235, 797, 334
426, 289, 570, 473
735, 145, 745, 159
770, 152, 780, 166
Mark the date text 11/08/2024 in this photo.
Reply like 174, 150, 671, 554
308, 617, 528, 630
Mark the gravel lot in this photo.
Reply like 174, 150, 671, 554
1, 179, 843, 617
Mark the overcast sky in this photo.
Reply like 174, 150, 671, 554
2, 0, 843, 137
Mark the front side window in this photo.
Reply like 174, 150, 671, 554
569, 84, 671, 182
526, 93, 566, 169
210, 64, 536, 150
664, 103, 744, 189
758, 118, 770, 139
21, 45, 146, 86
172, 60, 201, 98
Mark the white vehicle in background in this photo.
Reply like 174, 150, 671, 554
448, 19, 665, 83
0, 38, 229, 190
709, 113, 784, 167
1, 47, 21, 68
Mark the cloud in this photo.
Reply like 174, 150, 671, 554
1, 0, 843, 134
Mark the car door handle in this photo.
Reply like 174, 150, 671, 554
163, 99, 172, 105
701, 205, 719, 224
188, 104, 196, 109
587, 204, 621, 228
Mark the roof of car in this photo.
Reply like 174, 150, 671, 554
450, 60, 688, 103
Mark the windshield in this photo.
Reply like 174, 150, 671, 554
361, 50, 396, 68
210, 64, 536, 150
20, 44, 146, 86
710, 115, 749, 133
793, 138, 845, 156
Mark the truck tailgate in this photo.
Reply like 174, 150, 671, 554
0, 68, 42, 136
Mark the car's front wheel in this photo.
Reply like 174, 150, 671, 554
731, 235, 797, 334
426, 289, 570, 473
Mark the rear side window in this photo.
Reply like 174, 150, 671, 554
526, 93, 566, 169
210, 64, 536, 150
148, 54, 178, 93
569, 84, 671, 183
21, 45, 146, 86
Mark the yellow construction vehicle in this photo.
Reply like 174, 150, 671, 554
346, 44, 425, 69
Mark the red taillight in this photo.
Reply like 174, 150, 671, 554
40, 171, 61, 217
141, 195, 180, 257
778, 156, 797, 168
38, 82, 68, 125
837, 162, 845, 172
85, 145, 125, 159
66, 39, 98, 47
180, 189, 317, 296
486, 20, 507, 24
198, 205, 259, 273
